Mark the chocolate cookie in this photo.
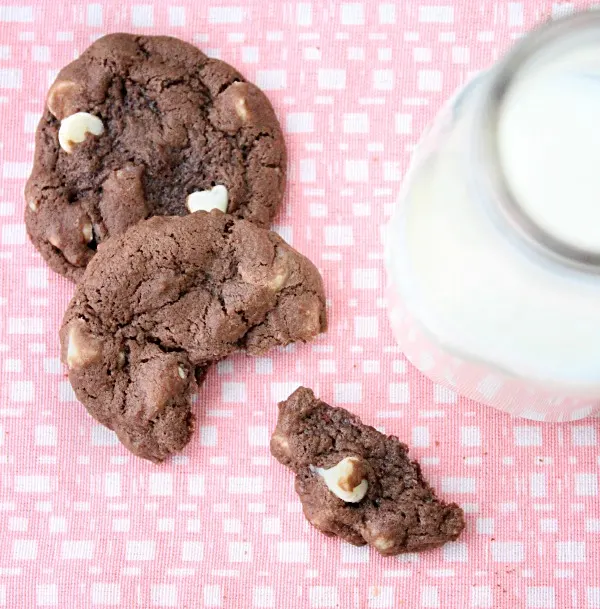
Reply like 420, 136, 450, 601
25, 33, 286, 281
60, 212, 326, 462
271, 388, 465, 555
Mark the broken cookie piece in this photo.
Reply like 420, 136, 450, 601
271, 387, 465, 556
60, 212, 327, 463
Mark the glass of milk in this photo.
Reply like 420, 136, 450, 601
385, 11, 600, 421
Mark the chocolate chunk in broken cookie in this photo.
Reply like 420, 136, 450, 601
25, 33, 286, 281
271, 387, 465, 556
60, 212, 326, 462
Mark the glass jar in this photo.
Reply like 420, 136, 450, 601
385, 12, 600, 421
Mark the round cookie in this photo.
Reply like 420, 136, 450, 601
25, 33, 287, 281
59, 211, 327, 462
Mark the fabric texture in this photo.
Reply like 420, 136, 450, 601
0, 1, 598, 607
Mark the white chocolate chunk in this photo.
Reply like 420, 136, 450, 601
178, 364, 187, 379
28, 198, 38, 212
268, 270, 288, 291
186, 185, 229, 214
271, 433, 290, 456
373, 536, 394, 552
47, 80, 79, 119
82, 222, 93, 243
66, 320, 101, 370
58, 112, 104, 153
66, 332, 82, 369
268, 249, 290, 292
235, 96, 248, 121
312, 456, 368, 503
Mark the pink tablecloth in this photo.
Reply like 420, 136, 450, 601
1, 1, 599, 607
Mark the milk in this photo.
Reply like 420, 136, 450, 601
385, 18, 600, 419
497, 51, 600, 254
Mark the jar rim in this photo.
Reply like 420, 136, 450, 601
475, 10, 600, 273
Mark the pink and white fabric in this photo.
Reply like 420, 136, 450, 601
0, 1, 599, 608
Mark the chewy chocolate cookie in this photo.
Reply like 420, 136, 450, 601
60, 212, 326, 462
26, 33, 286, 281
271, 388, 465, 555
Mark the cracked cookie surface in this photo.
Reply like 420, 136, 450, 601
25, 33, 286, 281
60, 212, 326, 462
271, 388, 465, 555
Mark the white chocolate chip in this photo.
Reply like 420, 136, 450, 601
28, 199, 38, 212
82, 222, 93, 243
269, 272, 288, 291
47, 80, 78, 119
178, 364, 187, 379
235, 96, 248, 121
312, 456, 368, 503
58, 112, 104, 153
268, 249, 290, 292
66, 329, 80, 368
186, 185, 229, 214
65, 320, 101, 370
373, 536, 394, 552
49, 234, 61, 248
271, 433, 290, 456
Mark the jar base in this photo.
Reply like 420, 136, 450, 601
387, 284, 600, 423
